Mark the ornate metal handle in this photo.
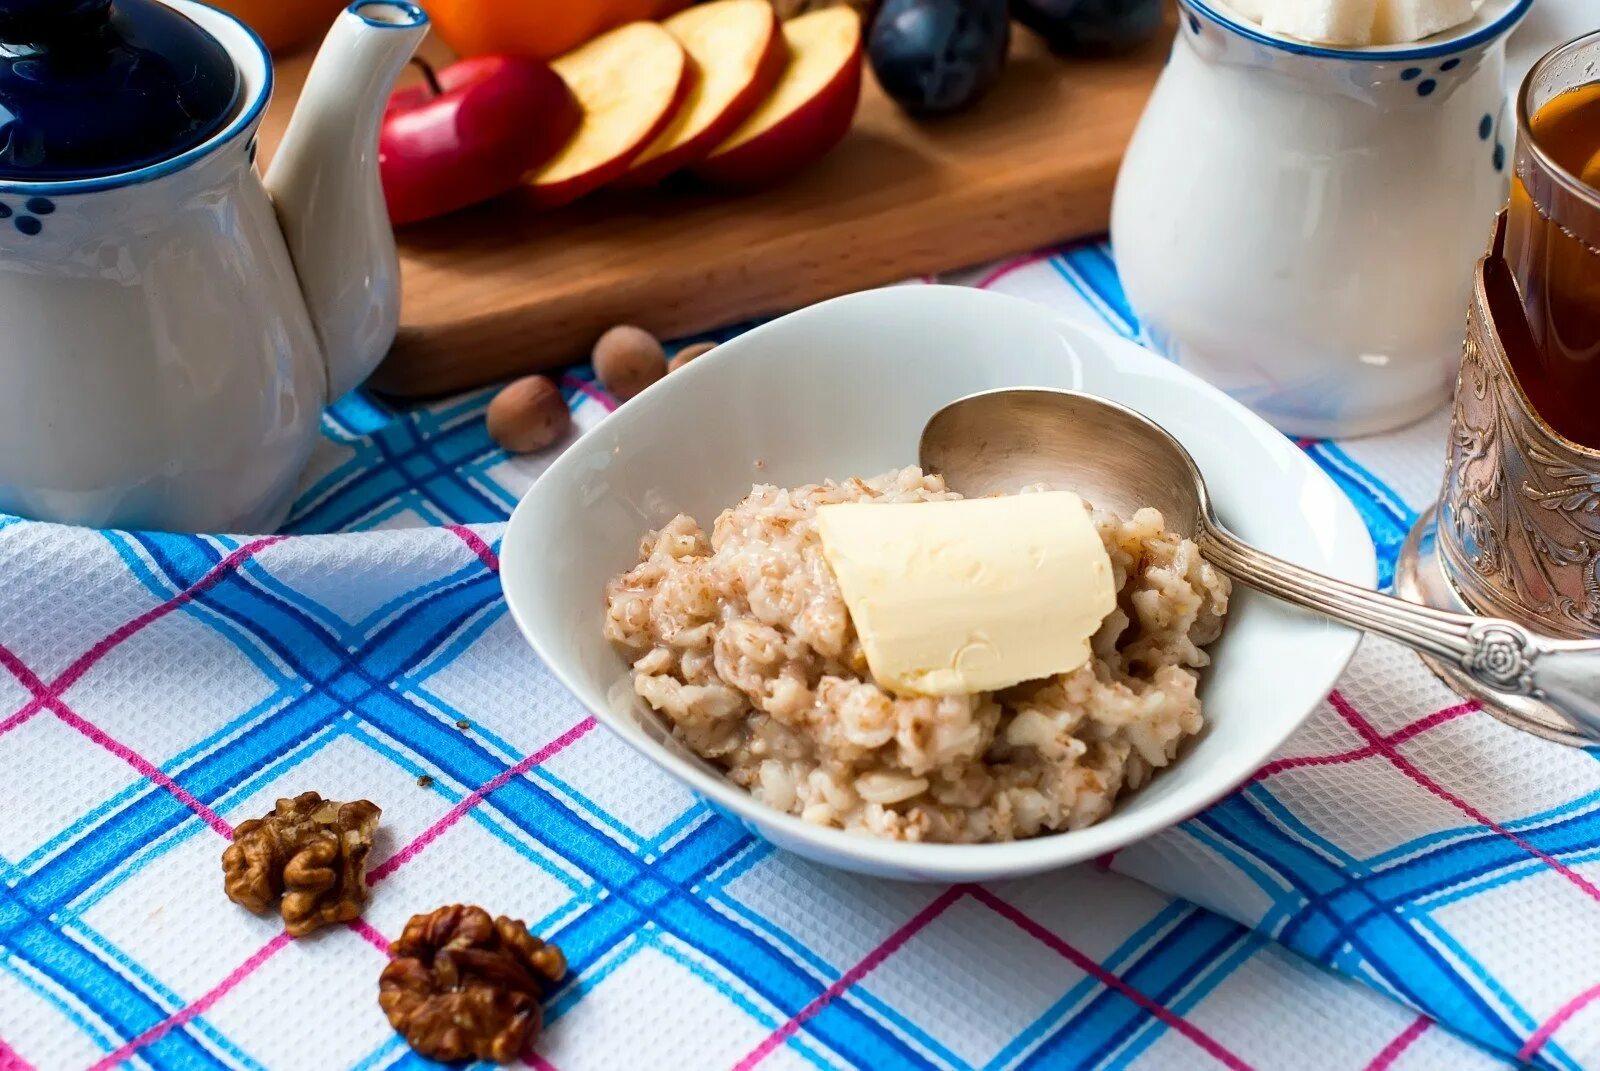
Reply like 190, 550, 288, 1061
1200, 525, 1600, 737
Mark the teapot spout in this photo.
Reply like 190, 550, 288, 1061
265, 2, 427, 401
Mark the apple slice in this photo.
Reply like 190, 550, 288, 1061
693, 7, 863, 188
618, 0, 788, 187
525, 23, 692, 208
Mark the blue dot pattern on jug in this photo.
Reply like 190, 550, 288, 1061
1188, 13, 1201, 33
1440, 57, 1460, 71
1417, 78, 1437, 97
1479, 114, 1493, 140
15, 216, 41, 236
0, 204, 12, 220
1401, 67, 1421, 81
1494, 143, 1506, 171
25, 197, 53, 216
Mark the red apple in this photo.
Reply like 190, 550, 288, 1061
525, 23, 693, 208
380, 56, 579, 227
618, 0, 788, 187
693, 7, 863, 188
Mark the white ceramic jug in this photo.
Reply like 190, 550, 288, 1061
1111, 0, 1531, 438
0, 1, 427, 532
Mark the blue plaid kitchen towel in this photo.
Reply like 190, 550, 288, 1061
0, 246, 1595, 1071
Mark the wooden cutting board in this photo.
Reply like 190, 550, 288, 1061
259, 18, 1172, 398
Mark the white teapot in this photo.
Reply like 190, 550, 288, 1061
0, 0, 428, 532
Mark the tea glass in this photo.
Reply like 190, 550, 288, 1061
1399, 30, 1600, 745
1501, 28, 1600, 445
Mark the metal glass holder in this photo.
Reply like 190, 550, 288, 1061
1397, 214, 1600, 747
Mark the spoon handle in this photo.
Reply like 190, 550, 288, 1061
1200, 525, 1600, 736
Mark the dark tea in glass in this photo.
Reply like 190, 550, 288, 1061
1503, 30, 1600, 447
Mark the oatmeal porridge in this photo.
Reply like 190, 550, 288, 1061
602, 467, 1231, 844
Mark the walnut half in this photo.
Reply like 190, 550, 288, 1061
222, 792, 382, 937
379, 905, 567, 1064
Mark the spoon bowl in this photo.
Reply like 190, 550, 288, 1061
921, 387, 1600, 741
920, 387, 1211, 537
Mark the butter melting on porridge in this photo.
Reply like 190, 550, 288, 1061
602, 467, 1230, 844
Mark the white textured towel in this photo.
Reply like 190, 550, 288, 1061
0, 246, 1592, 1071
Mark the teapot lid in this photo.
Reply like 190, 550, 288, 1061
0, 0, 241, 182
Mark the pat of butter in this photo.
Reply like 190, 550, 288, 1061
816, 493, 1116, 697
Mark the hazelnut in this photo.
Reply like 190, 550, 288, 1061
593, 325, 666, 400
668, 341, 717, 372
487, 376, 570, 454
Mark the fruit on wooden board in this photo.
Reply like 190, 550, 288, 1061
381, 56, 579, 226
423, 0, 597, 61
1011, 0, 1165, 55
620, 0, 789, 187
694, 7, 864, 188
209, 0, 344, 52
868, 0, 1009, 116
427, 0, 693, 60
525, 23, 692, 208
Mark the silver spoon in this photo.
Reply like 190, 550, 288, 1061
919, 388, 1600, 738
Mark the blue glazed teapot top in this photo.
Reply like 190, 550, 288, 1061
0, 0, 241, 180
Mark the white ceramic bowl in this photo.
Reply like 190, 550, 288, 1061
501, 286, 1375, 882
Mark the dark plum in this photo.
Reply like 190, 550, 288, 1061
1011, 0, 1164, 56
868, 0, 1010, 117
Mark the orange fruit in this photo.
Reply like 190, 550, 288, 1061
427, 0, 608, 60
210, 0, 346, 53
428, 0, 694, 61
